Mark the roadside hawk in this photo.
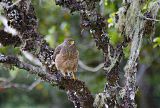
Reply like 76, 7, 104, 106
53, 38, 79, 79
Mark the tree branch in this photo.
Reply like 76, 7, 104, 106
0, 30, 21, 46
0, 77, 41, 91
78, 60, 104, 72
0, 54, 46, 75
115, 0, 160, 107
0, 0, 94, 107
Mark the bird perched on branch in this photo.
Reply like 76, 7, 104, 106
53, 38, 79, 79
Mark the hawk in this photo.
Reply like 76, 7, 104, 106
53, 38, 79, 79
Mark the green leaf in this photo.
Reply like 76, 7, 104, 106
153, 37, 160, 48
107, 18, 113, 24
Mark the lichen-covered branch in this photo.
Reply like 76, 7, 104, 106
0, 0, 94, 107
115, 0, 160, 107
0, 54, 94, 107
0, 54, 47, 76
0, 30, 21, 46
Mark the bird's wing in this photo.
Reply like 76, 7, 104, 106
53, 44, 63, 61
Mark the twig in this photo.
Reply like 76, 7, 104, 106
78, 60, 104, 72
0, 77, 41, 91
28, 78, 41, 91
22, 51, 42, 67
0, 81, 29, 89
137, 14, 160, 22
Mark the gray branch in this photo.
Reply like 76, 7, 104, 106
0, 54, 47, 75
0, 77, 41, 91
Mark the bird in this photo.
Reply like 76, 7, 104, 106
53, 38, 79, 79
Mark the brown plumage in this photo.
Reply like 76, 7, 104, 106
53, 38, 79, 79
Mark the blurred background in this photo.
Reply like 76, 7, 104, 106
0, 0, 160, 108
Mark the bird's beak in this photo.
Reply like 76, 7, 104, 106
70, 40, 75, 45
